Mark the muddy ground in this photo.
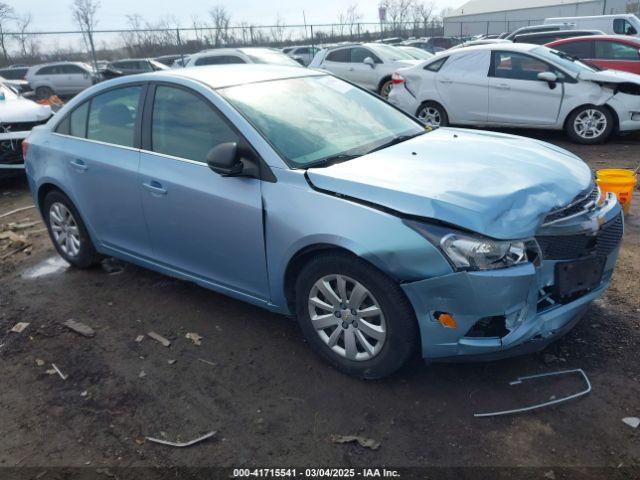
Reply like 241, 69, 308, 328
0, 130, 639, 477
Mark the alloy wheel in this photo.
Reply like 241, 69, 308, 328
573, 109, 607, 140
49, 202, 81, 257
418, 106, 442, 127
307, 274, 387, 361
380, 81, 393, 98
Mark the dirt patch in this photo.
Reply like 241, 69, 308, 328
0, 132, 639, 472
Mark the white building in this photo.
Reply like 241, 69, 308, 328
443, 0, 638, 36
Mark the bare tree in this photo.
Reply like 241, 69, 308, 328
71, 0, 100, 70
13, 13, 34, 58
270, 14, 286, 45
413, 1, 435, 37
0, 3, 14, 62
345, 4, 362, 38
209, 5, 230, 47
379, 0, 416, 36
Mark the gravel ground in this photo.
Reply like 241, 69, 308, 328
0, 130, 638, 478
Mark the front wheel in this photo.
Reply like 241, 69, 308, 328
295, 252, 419, 379
565, 106, 613, 144
35, 86, 54, 100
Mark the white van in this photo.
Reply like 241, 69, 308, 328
544, 14, 640, 37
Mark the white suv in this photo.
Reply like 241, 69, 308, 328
309, 43, 421, 97
26, 62, 96, 99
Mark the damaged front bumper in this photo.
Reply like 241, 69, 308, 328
402, 194, 623, 361
0, 130, 29, 171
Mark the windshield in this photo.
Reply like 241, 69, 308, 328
369, 44, 417, 61
532, 46, 598, 74
220, 75, 424, 168
241, 49, 301, 66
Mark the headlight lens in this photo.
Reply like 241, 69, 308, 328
405, 220, 540, 271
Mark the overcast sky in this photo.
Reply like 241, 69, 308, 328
8, 0, 466, 31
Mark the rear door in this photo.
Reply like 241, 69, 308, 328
61, 64, 92, 93
138, 83, 269, 299
321, 48, 350, 79
487, 50, 563, 125
434, 50, 490, 123
54, 84, 151, 256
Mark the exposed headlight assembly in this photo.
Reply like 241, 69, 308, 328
406, 220, 540, 271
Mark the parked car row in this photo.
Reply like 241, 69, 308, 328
388, 42, 640, 144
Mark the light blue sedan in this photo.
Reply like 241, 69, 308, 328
24, 65, 623, 378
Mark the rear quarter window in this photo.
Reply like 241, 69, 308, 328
424, 56, 448, 72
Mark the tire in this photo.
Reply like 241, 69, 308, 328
416, 101, 449, 128
295, 252, 419, 379
379, 79, 393, 99
565, 105, 613, 144
35, 86, 54, 100
43, 190, 101, 269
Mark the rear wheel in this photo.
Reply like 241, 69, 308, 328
379, 80, 393, 99
416, 101, 449, 128
565, 105, 613, 144
295, 252, 419, 379
43, 190, 101, 268
35, 86, 54, 100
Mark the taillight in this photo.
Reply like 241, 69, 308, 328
392, 72, 405, 85
22, 138, 29, 159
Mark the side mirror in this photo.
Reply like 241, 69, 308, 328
207, 142, 243, 176
363, 57, 376, 68
537, 71, 558, 89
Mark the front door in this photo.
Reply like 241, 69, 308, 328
138, 84, 269, 300
488, 51, 563, 126
348, 47, 381, 91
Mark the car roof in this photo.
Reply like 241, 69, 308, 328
547, 34, 640, 45
142, 64, 323, 89
448, 42, 538, 54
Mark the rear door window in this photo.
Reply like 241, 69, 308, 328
554, 40, 593, 58
595, 41, 640, 60
151, 85, 238, 162
87, 86, 142, 147
325, 49, 349, 62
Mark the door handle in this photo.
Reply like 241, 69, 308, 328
69, 159, 88, 172
348, 67, 354, 71
495, 83, 511, 90
438, 78, 453, 84
143, 180, 167, 195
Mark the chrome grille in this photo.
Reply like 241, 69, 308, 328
543, 184, 599, 225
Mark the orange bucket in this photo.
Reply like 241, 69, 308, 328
596, 169, 637, 215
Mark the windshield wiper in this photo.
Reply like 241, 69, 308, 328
365, 131, 426, 155
305, 153, 362, 169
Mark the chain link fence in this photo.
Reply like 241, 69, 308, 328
0, 21, 446, 67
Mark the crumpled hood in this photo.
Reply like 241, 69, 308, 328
578, 69, 640, 84
0, 95, 52, 125
306, 128, 592, 239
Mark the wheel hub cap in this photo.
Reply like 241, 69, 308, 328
419, 107, 441, 127
49, 202, 81, 257
307, 274, 387, 361
574, 109, 606, 139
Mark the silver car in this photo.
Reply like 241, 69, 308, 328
26, 62, 96, 99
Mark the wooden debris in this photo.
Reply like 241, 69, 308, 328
0, 205, 35, 219
147, 331, 171, 347
10, 322, 30, 333
63, 319, 95, 338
